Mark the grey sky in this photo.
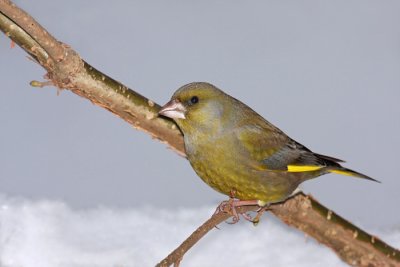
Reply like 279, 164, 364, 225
1, 1, 399, 228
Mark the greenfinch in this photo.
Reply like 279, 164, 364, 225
159, 82, 377, 220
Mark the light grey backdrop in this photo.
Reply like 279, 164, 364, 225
1, 1, 399, 228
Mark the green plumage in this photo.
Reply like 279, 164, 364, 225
160, 82, 377, 205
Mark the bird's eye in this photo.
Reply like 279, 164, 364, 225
190, 96, 199, 105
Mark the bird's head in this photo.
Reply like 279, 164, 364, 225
159, 82, 230, 134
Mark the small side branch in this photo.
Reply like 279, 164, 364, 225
156, 206, 259, 267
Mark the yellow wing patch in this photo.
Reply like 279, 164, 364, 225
287, 165, 324, 172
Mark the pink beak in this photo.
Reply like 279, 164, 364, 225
159, 99, 186, 119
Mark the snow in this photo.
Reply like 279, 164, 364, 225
0, 195, 398, 267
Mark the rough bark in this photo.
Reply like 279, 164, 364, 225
1, 1, 399, 266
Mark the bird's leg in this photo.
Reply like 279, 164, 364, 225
214, 190, 237, 215
214, 191, 260, 224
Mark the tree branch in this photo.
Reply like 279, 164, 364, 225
157, 193, 399, 267
0, 0, 185, 157
1, 1, 399, 266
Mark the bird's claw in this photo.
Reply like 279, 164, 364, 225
252, 205, 270, 226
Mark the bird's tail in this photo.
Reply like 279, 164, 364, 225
328, 167, 380, 183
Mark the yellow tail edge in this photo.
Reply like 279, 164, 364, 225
329, 168, 380, 183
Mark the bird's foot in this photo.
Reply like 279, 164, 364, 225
252, 205, 270, 226
214, 199, 260, 224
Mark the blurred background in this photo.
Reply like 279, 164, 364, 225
1, 1, 399, 230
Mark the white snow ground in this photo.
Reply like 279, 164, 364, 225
0, 195, 398, 267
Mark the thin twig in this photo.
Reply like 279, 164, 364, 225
156, 205, 259, 267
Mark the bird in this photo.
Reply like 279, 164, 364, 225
159, 82, 378, 222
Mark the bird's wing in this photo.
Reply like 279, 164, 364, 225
235, 124, 343, 172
